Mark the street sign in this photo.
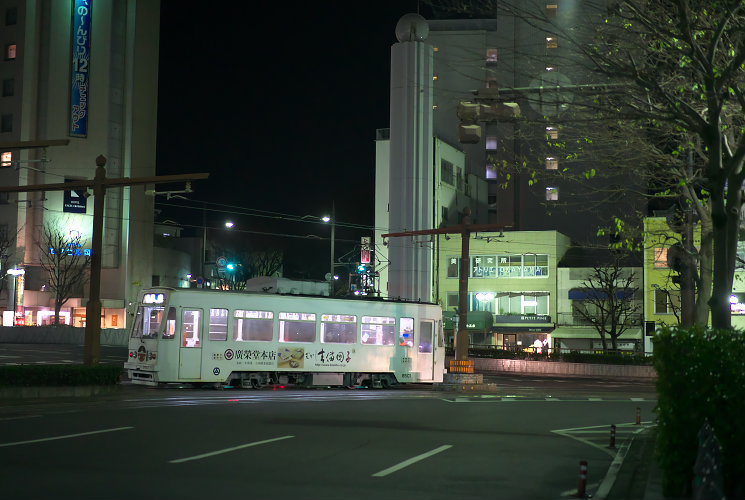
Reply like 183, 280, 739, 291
63, 187, 87, 213
216, 256, 227, 267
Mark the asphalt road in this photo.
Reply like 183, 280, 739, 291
0, 343, 657, 499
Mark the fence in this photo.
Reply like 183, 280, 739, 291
0, 326, 128, 346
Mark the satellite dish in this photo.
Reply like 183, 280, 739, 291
395, 13, 429, 42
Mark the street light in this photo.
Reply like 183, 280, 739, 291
225, 221, 234, 229
323, 202, 335, 282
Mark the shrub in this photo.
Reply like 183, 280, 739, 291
0, 364, 123, 387
653, 326, 745, 499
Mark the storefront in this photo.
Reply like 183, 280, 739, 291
442, 310, 494, 346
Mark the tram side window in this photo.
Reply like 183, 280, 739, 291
182, 309, 201, 348
399, 317, 414, 347
234, 310, 274, 341
279, 312, 316, 343
131, 305, 164, 339
361, 316, 395, 345
209, 308, 228, 341
321, 314, 357, 343
162, 307, 176, 339
419, 321, 433, 353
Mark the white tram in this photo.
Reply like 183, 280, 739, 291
124, 287, 445, 388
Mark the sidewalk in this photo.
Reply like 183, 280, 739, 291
603, 426, 664, 500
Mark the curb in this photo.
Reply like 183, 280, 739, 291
0, 383, 129, 401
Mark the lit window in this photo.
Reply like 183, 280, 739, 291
654, 248, 669, 268
5, 43, 16, 60
546, 126, 559, 139
399, 317, 414, 347
546, 4, 558, 17
486, 163, 497, 179
546, 66, 558, 72
361, 316, 395, 345
433, 74, 439, 81
546, 37, 558, 49
209, 308, 228, 341
182, 309, 201, 348
546, 187, 559, 200
1, 151, 11, 167
545, 157, 558, 170
321, 314, 357, 344
433, 46, 439, 52
486, 48, 498, 62
485, 136, 498, 150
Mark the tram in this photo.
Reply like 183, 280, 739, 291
124, 287, 445, 388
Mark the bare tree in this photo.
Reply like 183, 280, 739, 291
572, 260, 642, 351
0, 228, 17, 297
37, 225, 91, 326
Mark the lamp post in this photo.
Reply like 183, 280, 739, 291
322, 201, 336, 283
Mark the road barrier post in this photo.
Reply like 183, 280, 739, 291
636, 407, 641, 425
609, 424, 617, 449
576, 460, 588, 498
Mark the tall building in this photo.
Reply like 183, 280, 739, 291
376, 8, 645, 303
0, 0, 160, 327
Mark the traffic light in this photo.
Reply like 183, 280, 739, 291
226, 263, 236, 271
357, 263, 367, 274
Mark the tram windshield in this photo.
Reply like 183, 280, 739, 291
132, 305, 165, 339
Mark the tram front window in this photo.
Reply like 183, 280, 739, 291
132, 306, 165, 339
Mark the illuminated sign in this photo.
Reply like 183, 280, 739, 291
143, 293, 165, 304
70, 0, 92, 137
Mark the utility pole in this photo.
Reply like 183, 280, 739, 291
0, 154, 209, 365
382, 208, 504, 362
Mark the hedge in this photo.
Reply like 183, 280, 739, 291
653, 326, 745, 499
0, 364, 124, 387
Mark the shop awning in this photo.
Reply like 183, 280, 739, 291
443, 310, 493, 331
568, 288, 635, 300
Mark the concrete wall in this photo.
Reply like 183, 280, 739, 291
0, 326, 128, 346
448, 356, 656, 379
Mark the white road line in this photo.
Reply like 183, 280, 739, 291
0, 426, 133, 447
169, 435, 295, 464
372, 445, 452, 477
0, 415, 42, 422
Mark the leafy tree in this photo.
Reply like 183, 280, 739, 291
36, 225, 91, 326
431, 0, 745, 327
572, 259, 642, 350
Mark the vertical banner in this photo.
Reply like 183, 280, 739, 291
70, 0, 92, 138
361, 237, 372, 264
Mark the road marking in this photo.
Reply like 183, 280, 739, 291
0, 415, 42, 422
0, 426, 133, 447
372, 445, 452, 477
169, 435, 295, 463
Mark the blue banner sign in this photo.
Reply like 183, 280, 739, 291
70, 0, 92, 138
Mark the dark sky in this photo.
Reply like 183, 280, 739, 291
155, 2, 430, 277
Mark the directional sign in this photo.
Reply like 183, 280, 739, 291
63, 188, 87, 213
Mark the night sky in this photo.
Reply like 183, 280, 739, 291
155, 2, 431, 278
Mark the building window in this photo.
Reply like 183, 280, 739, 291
2, 78, 13, 97
446, 292, 459, 309
0, 223, 8, 239
1, 114, 12, 132
441, 160, 454, 185
488, 195, 497, 213
5, 44, 16, 60
655, 289, 679, 314
447, 257, 460, 278
486, 48, 498, 62
546, 126, 559, 139
1, 151, 11, 167
654, 247, 669, 268
485, 136, 498, 150
545, 157, 558, 170
546, 37, 559, 49
441, 205, 449, 222
546, 65, 558, 72
546, 4, 558, 17
5, 7, 17, 25
546, 187, 559, 201
486, 163, 497, 179
0, 192, 8, 204
472, 256, 499, 278
496, 293, 549, 315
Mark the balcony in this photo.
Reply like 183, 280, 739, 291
555, 312, 644, 327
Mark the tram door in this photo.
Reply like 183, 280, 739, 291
417, 320, 435, 381
179, 308, 203, 379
